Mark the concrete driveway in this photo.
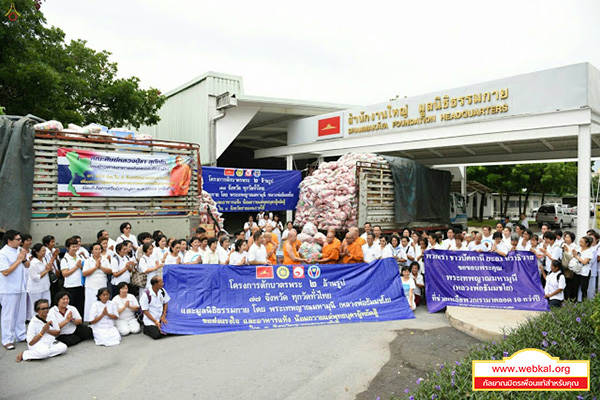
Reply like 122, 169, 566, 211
0, 307, 449, 400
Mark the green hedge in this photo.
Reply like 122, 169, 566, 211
397, 297, 599, 399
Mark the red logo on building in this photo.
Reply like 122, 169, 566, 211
318, 116, 341, 137
256, 266, 274, 279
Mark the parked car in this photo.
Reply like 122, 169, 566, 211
535, 204, 574, 228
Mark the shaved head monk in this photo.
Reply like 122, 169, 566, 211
341, 231, 364, 263
283, 229, 307, 265
320, 229, 341, 264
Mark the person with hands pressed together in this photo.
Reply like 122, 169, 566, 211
283, 229, 308, 265
539, 232, 562, 286
541, 260, 566, 308
319, 229, 341, 264
89, 287, 121, 346
140, 276, 170, 339
0, 230, 28, 350
16, 299, 67, 363
139, 243, 163, 288
26, 244, 54, 321
82, 243, 111, 322
111, 243, 133, 296
60, 237, 85, 316
49, 291, 92, 346
112, 282, 141, 336
341, 231, 364, 264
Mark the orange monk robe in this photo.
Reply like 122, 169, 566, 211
294, 240, 301, 250
169, 164, 192, 196
283, 242, 301, 265
355, 237, 366, 246
341, 240, 364, 264
321, 238, 341, 264
265, 242, 277, 265
271, 236, 279, 248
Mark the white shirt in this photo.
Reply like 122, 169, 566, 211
545, 271, 566, 301
112, 294, 139, 322
362, 243, 381, 263
442, 238, 456, 249
516, 240, 532, 251
43, 247, 60, 275
248, 244, 268, 263
450, 243, 468, 251
381, 244, 394, 259
61, 253, 83, 288
578, 248, 594, 277
27, 258, 51, 294
49, 305, 81, 335
493, 241, 510, 256
468, 242, 488, 252
217, 246, 229, 264
76, 246, 89, 260
111, 255, 130, 285
481, 235, 493, 249
399, 245, 415, 266
83, 257, 109, 289
229, 251, 247, 265
412, 273, 424, 296
0, 245, 26, 294
107, 238, 117, 256
164, 253, 181, 265
545, 243, 562, 272
26, 315, 60, 347
590, 244, 599, 278
116, 234, 138, 249
243, 222, 258, 240
202, 249, 220, 264
520, 219, 529, 229
152, 246, 169, 265
139, 254, 159, 288
184, 249, 202, 264
90, 300, 118, 329
140, 287, 170, 326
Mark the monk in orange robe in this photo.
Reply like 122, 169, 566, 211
264, 232, 278, 265
349, 227, 366, 246
341, 232, 364, 263
283, 229, 307, 265
169, 156, 192, 196
320, 229, 341, 264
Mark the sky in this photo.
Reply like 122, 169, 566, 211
39, 0, 600, 106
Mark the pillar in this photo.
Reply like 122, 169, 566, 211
286, 155, 294, 224
577, 124, 591, 239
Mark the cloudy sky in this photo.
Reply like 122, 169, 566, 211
41, 0, 600, 106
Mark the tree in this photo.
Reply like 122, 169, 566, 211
0, 0, 165, 128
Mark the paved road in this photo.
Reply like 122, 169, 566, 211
0, 307, 449, 400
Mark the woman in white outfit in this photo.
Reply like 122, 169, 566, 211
26, 244, 53, 321
16, 299, 67, 363
89, 288, 121, 346
139, 243, 163, 289
112, 282, 141, 336
82, 243, 111, 322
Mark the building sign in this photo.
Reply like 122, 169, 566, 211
202, 166, 301, 212
346, 88, 509, 135
317, 116, 342, 139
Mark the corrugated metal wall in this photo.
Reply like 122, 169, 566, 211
139, 73, 244, 164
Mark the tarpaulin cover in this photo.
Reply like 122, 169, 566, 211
162, 258, 414, 335
382, 155, 451, 224
424, 250, 549, 313
0, 117, 35, 234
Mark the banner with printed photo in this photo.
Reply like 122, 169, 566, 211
162, 258, 414, 335
201, 166, 301, 212
424, 250, 549, 313
57, 148, 193, 197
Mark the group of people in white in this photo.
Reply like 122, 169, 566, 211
2, 215, 598, 363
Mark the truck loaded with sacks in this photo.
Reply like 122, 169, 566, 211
294, 153, 467, 232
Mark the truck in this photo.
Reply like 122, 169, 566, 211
355, 161, 467, 232
29, 128, 202, 245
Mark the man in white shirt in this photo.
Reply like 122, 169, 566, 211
362, 233, 381, 263
504, 216, 513, 229
0, 230, 28, 350
97, 230, 117, 256
372, 226, 382, 242
468, 233, 489, 253
399, 236, 415, 267
542, 260, 565, 308
360, 223, 372, 241
140, 276, 170, 339
481, 226, 493, 250
244, 216, 258, 240
248, 232, 268, 265
519, 213, 529, 229
442, 228, 456, 249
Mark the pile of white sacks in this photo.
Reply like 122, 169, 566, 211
198, 190, 225, 230
294, 153, 385, 230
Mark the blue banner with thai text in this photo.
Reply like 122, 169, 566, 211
162, 258, 414, 335
201, 166, 301, 212
424, 250, 549, 313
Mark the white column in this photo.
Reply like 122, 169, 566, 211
286, 155, 294, 224
460, 165, 467, 199
577, 124, 591, 239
